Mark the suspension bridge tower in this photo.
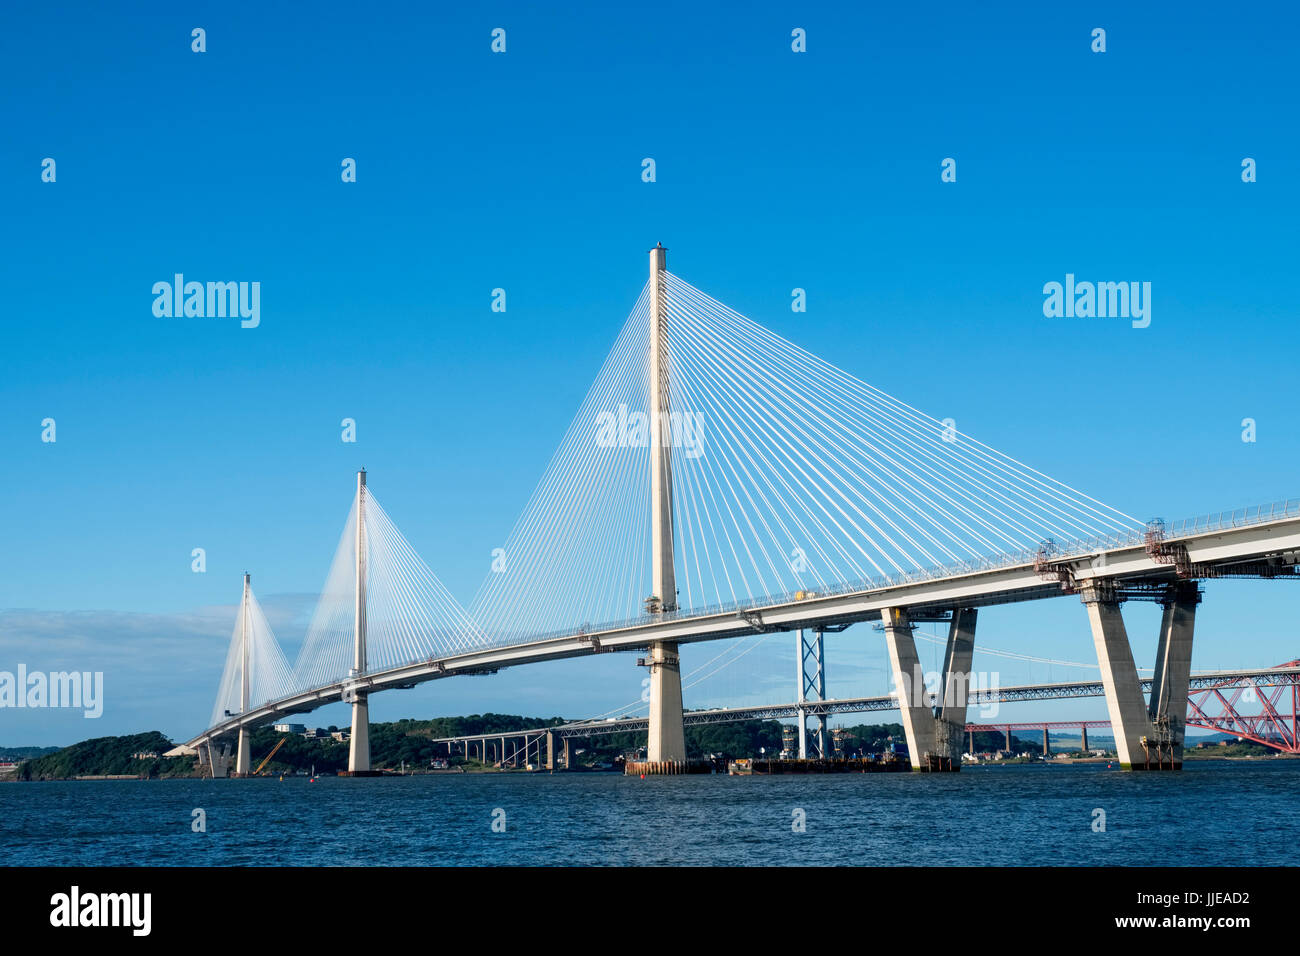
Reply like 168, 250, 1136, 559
645, 243, 687, 765
234, 571, 252, 775
348, 468, 372, 773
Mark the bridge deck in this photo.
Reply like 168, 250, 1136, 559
186, 508, 1300, 749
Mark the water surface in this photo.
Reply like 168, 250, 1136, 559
3, 760, 1294, 866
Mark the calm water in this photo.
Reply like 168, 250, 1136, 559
3, 760, 1297, 866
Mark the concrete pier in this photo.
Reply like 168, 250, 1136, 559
882, 607, 934, 768
938, 608, 977, 766
1148, 581, 1199, 767
348, 694, 370, 771
1083, 584, 1152, 768
882, 606, 977, 770
1082, 581, 1199, 769
203, 740, 230, 778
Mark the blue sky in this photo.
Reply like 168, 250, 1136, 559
2, 2, 1298, 744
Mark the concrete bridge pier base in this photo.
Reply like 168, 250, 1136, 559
235, 727, 251, 776
881, 607, 935, 769
202, 740, 229, 778
882, 606, 977, 770
1082, 581, 1199, 769
1083, 586, 1152, 769
563, 736, 574, 770
1149, 581, 1199, 768
348, 693, 371, 773
939, 608, 977, 764
647, 641, 686, 763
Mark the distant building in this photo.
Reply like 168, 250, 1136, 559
301, 727, 329, 739
274, 723, 306, 734
330, 730, 350, 742
130, 751, 159, 760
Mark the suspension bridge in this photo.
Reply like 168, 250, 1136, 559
184, 245, 1300, 774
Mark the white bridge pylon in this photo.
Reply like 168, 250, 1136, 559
292, 471, 490, 691
468, 263, 1144, 644
466, 247, 1145, 769
208, 471, 491, 772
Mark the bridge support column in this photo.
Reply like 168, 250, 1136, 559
796, 628, 829, 758
563, 736, 574, 770
546, 732, 555, 770
795, 630, 808, 759
202, 740, 230, 778
1082, 581, 1198, 770
881, 606, 976, 771
939, 608, 977, 766
881, 607, 936, 770
1081, 725, 1089, 752
1042, 727, 1050, 758
647, 642, 686, 762
235, 728, 251, 776
1082, 585, 1152, 769
349, 693, 370, 772
1149, 581, 1199, 768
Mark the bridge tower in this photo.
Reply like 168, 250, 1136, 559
235, 571, 252, 776
348, 468, 372, 773
645, 242, 687, 765
796, 628, 829, 758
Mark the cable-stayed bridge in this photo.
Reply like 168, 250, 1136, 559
186, 246, 1300, 775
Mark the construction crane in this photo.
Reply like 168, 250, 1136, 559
253, 737, 288, 776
